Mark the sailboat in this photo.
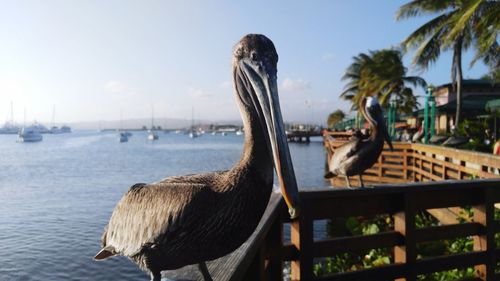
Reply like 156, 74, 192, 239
188, 107, 199, 138
0, 101, 20, 134
147, 105, 159, 141
118, 110, 128, 143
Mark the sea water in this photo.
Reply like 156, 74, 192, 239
0, 131, 329, 280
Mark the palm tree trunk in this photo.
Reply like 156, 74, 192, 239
453, 38, 464, 127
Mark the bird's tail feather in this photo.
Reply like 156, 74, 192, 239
94, 246, 116, 260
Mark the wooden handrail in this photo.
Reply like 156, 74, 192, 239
289, 180, 500, 281
323, 139, 500, 187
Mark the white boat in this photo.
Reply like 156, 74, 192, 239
221, 132, 227, 136
189, 130, 199, 138
236, 129, 244, 136
18, 126, 43, 142
147, 130, 159, 141
60, 125, 72, 133
1, 102, 19, 134
118, 132, 128, 143
0, 123, 20, 134
147, 105, 159, 141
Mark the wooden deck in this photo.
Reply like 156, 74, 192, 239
323, 136, 500, 187
222, 180, 500, 281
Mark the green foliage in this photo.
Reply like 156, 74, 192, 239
314, 209, 500, 279
340, 49, 425, 114
397, 0, 500, 125
327, 110, 346, 128
456, 118, 492, 152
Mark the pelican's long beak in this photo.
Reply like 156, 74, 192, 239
374, 108, 393, 152
381, 122, 394, 151
240, 59, 300, 219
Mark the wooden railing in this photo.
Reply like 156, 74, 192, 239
324, 136, 500, 187
233, 180, 500, 281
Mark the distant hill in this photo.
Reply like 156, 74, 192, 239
68, 118, 243, 130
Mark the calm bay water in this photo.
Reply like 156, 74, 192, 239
0, 131, 329, 280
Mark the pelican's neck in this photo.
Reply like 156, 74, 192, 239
232, 97, 274, 185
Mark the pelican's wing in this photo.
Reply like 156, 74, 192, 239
103, 181, 215, 257
346, 137, 365, 158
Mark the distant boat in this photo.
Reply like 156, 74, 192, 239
118, 131, 128, 143
221, 132, 227, 136
18, 126, 43, 142
147, 130, 159, 141
188, 107, 200, 139
188, 130, 199, 138
236, 129, 244, 136
60, 125, 72, 133
1, 102, 19, 134
148, 105, 159, 141
0, 123, 20, 134
49, 106, 71, 134
31, 123, 50, 134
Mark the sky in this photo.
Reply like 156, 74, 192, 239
0, 0, 491, 126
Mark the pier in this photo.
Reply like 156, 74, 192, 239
286, 130, 323, 143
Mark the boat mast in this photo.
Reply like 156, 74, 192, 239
151, 105, 154, 130
52, 105, 56, 128
10, 101, 14, 125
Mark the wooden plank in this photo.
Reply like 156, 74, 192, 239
427, 208, 465, 225
264, 216, 283, 281
394, 193, 417, 281
290, 208, 314, 281
414, 252, 486, 275
414, 223, 484, 243
411, 143, 500, 170
312, 231, 404, 257
473, 189, 496, 280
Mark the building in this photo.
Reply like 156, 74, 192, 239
408, 79, 500, 134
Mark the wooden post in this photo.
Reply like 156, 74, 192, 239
403, 148, 408, 180
265, 216, 283, 281
394, 193, 417, 281
473, 188, 495, 280
291, 209, 313, 281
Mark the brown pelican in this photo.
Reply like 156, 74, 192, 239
94, 34, 300, 281
325, 96, 393, 188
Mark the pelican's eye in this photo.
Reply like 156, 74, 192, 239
250, 51, 258, 61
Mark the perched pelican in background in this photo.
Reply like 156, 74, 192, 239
325, 96, 393, 188
94, 34, 300, 281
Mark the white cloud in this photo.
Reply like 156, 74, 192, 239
280, 78, 311, 92
322, 52, 334, 61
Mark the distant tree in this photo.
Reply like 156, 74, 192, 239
481, 68, 500, 84
397, 0, 499, 126
142, 125, 147, 130
327, 110, 346, 128
340, 49, 425, 115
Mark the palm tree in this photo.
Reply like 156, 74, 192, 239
396, 0, 499, 127
327, 109, 346, 129
340, 49, 426, 115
